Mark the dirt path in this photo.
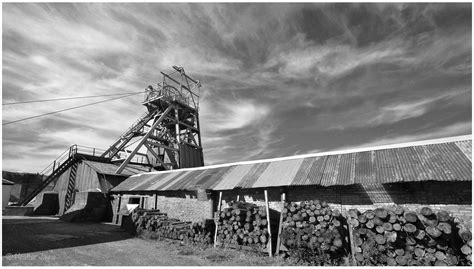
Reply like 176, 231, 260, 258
2, 217, 281, 266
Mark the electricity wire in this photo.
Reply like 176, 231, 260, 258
2, 91, 143, 105
3, 92, 143, 126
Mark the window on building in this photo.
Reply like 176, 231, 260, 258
129, 197, 140, 204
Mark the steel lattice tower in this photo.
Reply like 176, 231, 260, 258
101, 66, 204, 173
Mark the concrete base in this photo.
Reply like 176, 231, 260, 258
3, 206, 34, 216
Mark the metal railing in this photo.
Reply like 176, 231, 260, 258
144, 84, 194, 109
39, 144, 151, 178
38, 145, 105, 177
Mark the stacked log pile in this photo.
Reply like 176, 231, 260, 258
349, 206, 472, 266
215, 201, 271, 251
128, 208, 215, 246
279, 200, 349, 264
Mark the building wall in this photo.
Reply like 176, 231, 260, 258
218, 181, 472, 219
111, 181, 471, 225
112, 190, 213, 224
2, 171, 43, 203
2, 184, 12, 208
53, 161, 101, 215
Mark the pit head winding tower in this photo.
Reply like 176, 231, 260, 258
101, 66, 204, 173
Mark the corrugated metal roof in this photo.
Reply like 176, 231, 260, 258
83, 160, 149, 176
236, 163, 270, 189
213, 165, 253, 190
111, 137, 472, 193
253, 158, 304, 188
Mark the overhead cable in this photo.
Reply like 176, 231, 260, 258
2, 91, 143, 105
3, 92, 143, 126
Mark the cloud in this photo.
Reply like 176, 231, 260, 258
340, 121, 472, 151
202, 100, 270, 131
2, 3, 471, 172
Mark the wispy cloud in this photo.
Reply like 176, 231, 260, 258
337, 121, 472, 151
2, 3, 471, 172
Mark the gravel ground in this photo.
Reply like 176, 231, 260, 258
2, 216, 282, 266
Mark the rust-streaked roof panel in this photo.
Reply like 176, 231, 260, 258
111, 137, 472, 193
164, 170, 206, 190
336, 153, 355, 185
439, 142, 472, 181
291, 158, 317, 185
375, 149, 403, 184
236, 163, 270, 189
455, 140, 472, 161
195, 166, 235, 190
148, 172, 187, 191
320, 155, 340, 186
301, 156, 327, 186
252, 158, 304, 188
213, 165, 253, 190
355, 151, 375, 184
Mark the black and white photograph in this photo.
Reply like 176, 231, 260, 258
2, 2, 472, 266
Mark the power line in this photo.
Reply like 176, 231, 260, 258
2, 91, 143, 105
3, 92, 143, 126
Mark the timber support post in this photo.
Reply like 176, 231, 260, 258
115, 195, 122, 225
214, 191, 223, 248
276, 191, 286, 255
344, 208, 357, 266
264, 189, 273, 257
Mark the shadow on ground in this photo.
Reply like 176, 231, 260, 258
2, 216, 132, 255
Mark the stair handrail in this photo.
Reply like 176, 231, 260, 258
119, 111, 155, 138
37, 147, 71, 176
100, 111, 155, 159
37, 144, 107, 177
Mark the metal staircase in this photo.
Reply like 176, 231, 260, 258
100, 110, 158, 159
18, 146, 80, 206
17, 145, 125, 207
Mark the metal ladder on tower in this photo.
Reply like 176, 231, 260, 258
63, 161, 79, 212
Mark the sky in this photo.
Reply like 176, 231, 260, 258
2, 3, 472, 173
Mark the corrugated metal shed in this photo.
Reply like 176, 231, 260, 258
111, 136, 472, 193
83, 161, 149, 176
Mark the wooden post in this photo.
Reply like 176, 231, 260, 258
213, 191, 223, 248
115, 195, 122, 225
344, 208, 356, 266
276, 192, 286, 255
154, 194, 158, 209
264, 189, 273, 257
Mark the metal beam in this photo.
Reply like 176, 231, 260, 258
178, 120, 199, 132
143, 143, 168, 169
145, 140, 178, 152
172, 65, 198, 84
196, 113, 203, 148
101, 111, 157, 159
115, 106, 173, 174
160, 72, 198, 97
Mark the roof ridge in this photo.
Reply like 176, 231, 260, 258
130, 135, 472, 177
